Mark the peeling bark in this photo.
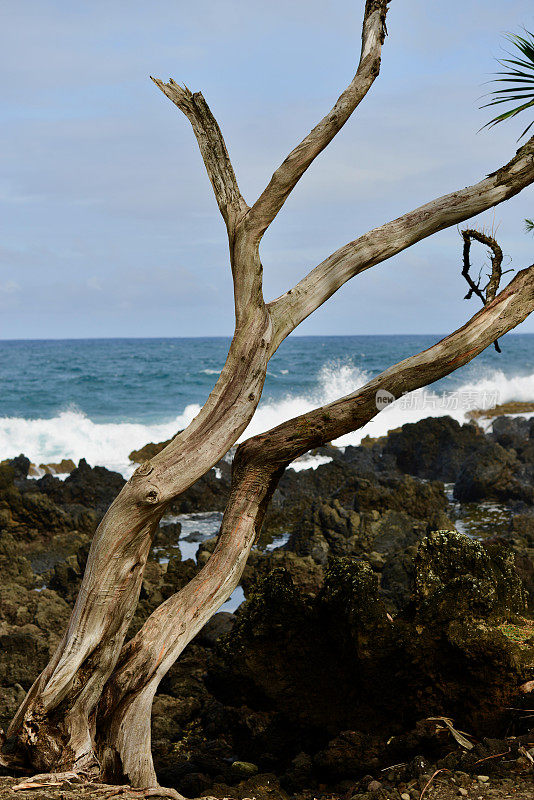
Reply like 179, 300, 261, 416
7, 307, 273, 771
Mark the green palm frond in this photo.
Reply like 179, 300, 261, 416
525, 218, 534, 233
481, 30, 534, 139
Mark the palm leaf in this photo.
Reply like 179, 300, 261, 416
481, 29, 534, 138
525, 218, 534, 233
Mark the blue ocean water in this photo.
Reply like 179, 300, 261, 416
0, 334, 533, 474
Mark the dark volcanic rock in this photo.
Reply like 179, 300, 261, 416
210, 531, 532, 763
169, 467, 230, 513
286, 499, 363, 564
0, 531, 36, 588
352, 473, 449, 520
454, 441, 534, 504
0, 462, 74, 538
0, 457, 118, 546
34, 458, 126, 513
1, 422, 533, 794
491, 415, 534, 451
208, 773, 289, 800
241, 549, 325, 599
314, 730, 381, 779
382, 416, 484, 481
414, 530, 527, 623
8, 454, 31, 480
272, 454, 451, 541
198, 612, 237, 647
285, 489, 450, 579
0, 628, 49, 690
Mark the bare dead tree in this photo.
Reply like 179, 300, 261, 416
3, 1, 534, 794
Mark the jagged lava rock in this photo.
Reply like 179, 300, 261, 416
381, 416, 484, 481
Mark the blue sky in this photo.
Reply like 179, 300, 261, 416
1, 0, 533, 339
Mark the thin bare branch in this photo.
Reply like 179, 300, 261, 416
268, 136, 534, 349
244, 0, 390, 241
151, 77, 248, 234
461, 228, 504, 303
461, 228, 504, 352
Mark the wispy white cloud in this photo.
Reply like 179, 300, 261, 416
0, 280, 20, 293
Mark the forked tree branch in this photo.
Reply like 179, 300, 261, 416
151, 77, 248, 234
244, 0, 390, 241
99, 264, 534, 788
267, 136, 534, 349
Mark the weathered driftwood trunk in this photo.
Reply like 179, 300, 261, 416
5, 0, 534, 790
6, 308, 273, 773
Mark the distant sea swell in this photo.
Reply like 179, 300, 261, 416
0, 335, 532, 476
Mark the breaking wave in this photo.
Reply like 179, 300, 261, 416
1, 363, 533, 476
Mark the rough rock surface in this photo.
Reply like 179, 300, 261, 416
381, 416, 485, 481
1, 416, 534, 799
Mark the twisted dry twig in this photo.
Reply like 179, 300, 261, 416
461, 228, 505, 352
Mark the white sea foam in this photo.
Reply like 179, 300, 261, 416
1, 364, 533, 476
0, 404, 201, 477
332, 368, 534, 447
289, 454, 333, 472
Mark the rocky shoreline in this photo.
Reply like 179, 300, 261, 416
0, 414, 533, 799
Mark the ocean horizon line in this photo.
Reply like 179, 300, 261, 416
1, 332, 533, 344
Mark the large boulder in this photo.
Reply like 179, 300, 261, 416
414, 530, 527, 623
209, 530, 532, 771
286, 500, 363, 564
382, 416, 484, 481
351, 474, 449, 521
491, 415, 534, 452
454, 441, 533, 503
286, 494, 449, 573
33, 458, 125, 513
198, 612, 237, 647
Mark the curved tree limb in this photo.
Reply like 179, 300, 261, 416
244, 0, 390, 242
151, 78, 249, 236
267, 136, 534, 350
98, 263, 534, 788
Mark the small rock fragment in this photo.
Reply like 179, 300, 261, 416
230, 760, 259, 777
367, 780, 382, 792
